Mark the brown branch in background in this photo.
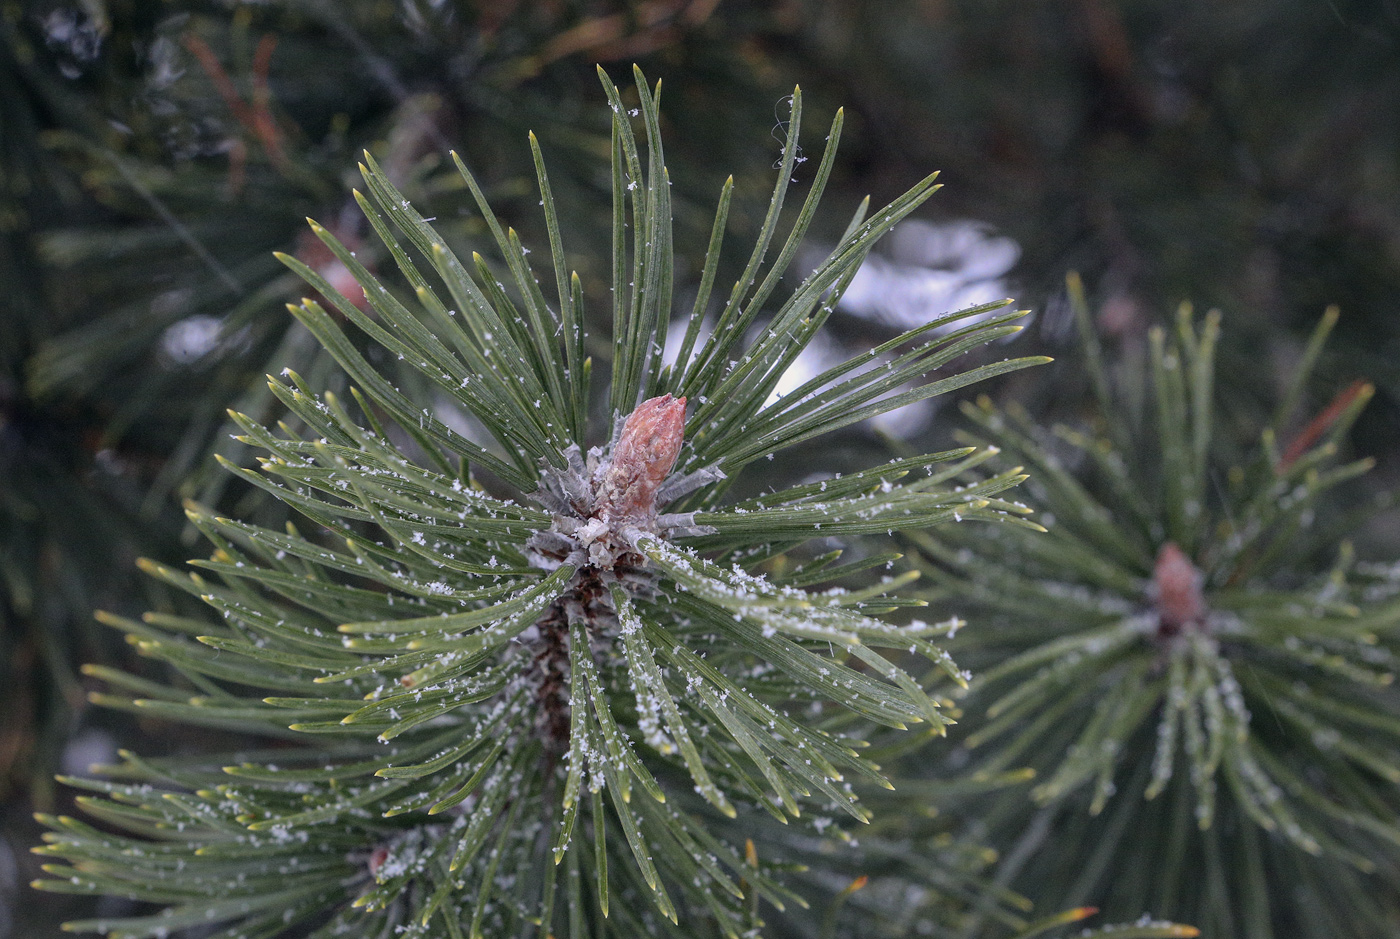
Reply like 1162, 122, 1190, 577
475, 0, 526, 37
181, 33, 256, 129
1276, 379, 1371, 473
250, 34, 288, 169
182, 32, 290, 190
537, 0, 722, 67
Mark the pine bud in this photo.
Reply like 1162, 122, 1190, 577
596, 394, 687, 524
1152, 541, 1205, 637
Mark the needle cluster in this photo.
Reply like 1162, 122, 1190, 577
32, 67, 1045, 939
913, 288, 1400, 938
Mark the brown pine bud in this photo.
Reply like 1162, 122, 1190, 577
596, 394, 687, 523
1152, 542, 1206, 637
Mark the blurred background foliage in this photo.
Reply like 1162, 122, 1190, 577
2, 0, 1398, 936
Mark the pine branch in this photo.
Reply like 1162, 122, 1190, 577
912, 292, 1400, 938
34, 67, 1045, 939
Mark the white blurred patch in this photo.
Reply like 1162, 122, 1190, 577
160, 315, 223, 363
823, 219, 1020, 331
61, 728, 117, 778
661, 317, 847, 409
42, 8, 105, 67
763, 329, 841, 404
433, 393, 490, 443
660, 315, 933, 439
869, 393, 935, 438
145, 35, 183, 91
660, 219, 1018, 441
159, 314, 250, 364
